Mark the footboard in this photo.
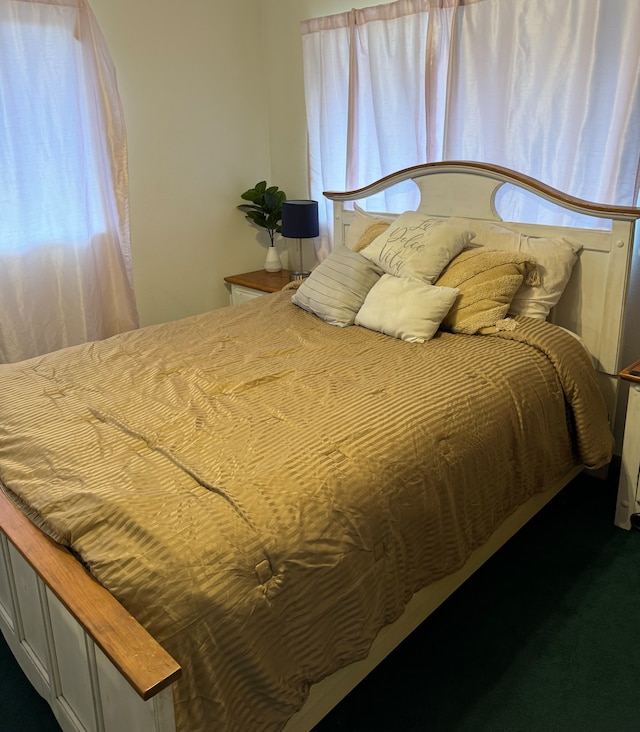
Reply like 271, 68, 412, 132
0, 489, 180, 732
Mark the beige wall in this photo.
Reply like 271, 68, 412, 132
90, 0, 381, 327
91, 0, 273, 326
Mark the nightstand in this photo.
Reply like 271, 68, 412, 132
224, 269, 291, 306
614, 358, 640, 530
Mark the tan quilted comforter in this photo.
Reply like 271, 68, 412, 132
0, 291, 613, 731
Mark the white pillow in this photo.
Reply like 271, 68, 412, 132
291, 245, 383, 326
450, 217, 582, 319
509, 235, 581, 318
360, 211, 474, 283
344, 203, 396, 251
355, 274, 459, 343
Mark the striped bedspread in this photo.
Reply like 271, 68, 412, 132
0, 290, 612, 731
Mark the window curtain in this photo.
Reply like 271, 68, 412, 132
0, 0, 138, 364
302, 0, 640, 255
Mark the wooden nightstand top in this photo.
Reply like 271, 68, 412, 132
619, 359, 640, 384
224, 269, 291, 293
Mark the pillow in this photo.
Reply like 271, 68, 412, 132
449, 217, 582, 319
355, 274, 459, 343
345, 204, 395, 252
435, 248, 539, 334
291, 245, 383, 326
351, 219, 392, 252
509, 235, 581, 319
360, 211, 474, 283
449, 217, 522, 251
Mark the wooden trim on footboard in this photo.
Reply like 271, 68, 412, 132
0, 488, 180, 732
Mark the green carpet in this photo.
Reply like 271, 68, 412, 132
1, 468, 637, 732
315, 466, 639, 731
0, 636, 61, 731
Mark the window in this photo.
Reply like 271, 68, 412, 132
0, 0, 138, 363
302, 0, 640, 254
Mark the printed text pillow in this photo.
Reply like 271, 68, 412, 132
360, 211, 474, 283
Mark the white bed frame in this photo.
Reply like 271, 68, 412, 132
1, 162, 638, 732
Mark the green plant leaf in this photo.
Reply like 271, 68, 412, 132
238, 181, 287, 240
263, 190, 280, 211
245, 210, 268, 227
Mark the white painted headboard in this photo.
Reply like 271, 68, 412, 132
324, 161, 640, 428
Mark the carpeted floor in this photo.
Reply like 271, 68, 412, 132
314, 464, 639, 732
0, 633, 61, 731
1, 465, 637, 732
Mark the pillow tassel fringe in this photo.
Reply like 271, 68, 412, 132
524, 264, 543, 287
494, 317, 518, 331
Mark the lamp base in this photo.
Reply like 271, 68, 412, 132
289, 270, 311, 282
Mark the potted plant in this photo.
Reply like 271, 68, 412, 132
238, 181, 287, 272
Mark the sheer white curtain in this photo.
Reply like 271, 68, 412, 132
302, 0, 640, 253
0, 0, 138, 364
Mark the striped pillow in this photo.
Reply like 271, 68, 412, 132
291, 246, 383, 326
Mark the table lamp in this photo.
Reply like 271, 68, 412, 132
281, 200, 319, 281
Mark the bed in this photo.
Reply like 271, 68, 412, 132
0, 162, 638, 732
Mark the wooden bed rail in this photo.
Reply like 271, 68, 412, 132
0, 488, 181, 700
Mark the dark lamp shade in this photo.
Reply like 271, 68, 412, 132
281, 200, 319, 239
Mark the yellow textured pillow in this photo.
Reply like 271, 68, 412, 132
435, 248, 540, 334
345, 205, 395, 251
353, 220, 391, 252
